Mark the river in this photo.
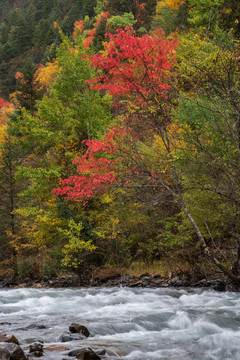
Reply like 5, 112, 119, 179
0, 287, 240, 359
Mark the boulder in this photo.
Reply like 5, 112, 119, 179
68, 348, 100, 359
68, 348, 86, 356
69, 323, 90, 337
0, 333, 19, 344
0, 346, 10, 360
76, 349, 101, 360
29, 342, 44, 357
29, 343, 43, 353
0, 343, 27, 359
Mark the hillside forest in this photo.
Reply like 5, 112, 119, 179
1, 0, 240, 283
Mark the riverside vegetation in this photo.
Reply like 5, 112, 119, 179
0, 0, 240, 287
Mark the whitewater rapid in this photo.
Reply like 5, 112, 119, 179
0, 287, 240, 359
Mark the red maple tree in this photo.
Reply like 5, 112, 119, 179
88, 28, 177, 101
53, 29, 178, 202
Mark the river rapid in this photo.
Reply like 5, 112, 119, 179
0, 287, 240, 359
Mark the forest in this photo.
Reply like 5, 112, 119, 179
0, 0, 240, 284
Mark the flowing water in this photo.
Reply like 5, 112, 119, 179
1, 287, 240, 359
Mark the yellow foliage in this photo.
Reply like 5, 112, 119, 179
176, 34, 236, 93
94, 215, 120, 240
35, 60, 60, 89
100, 193, 114, 204
157, 0, 186, 12
0, 102, 14, 154
7, 227, 38, 256
0, 103, 14, 125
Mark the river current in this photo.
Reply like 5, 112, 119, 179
0, 287, 240, 359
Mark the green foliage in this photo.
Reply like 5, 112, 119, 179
188, 0, 224, 29
58, 219, 96, 269
107, 13, 137, 31
0, 0, 97, 98
174, 93, 240, 250
33, 19, 55, 46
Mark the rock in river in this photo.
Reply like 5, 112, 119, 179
68, 347, 100, 359
0, 346, 10, 360
58, 332, 85, 342
0, 333, 19, 344
0, 343, 27, 360
69, 323, 90, 337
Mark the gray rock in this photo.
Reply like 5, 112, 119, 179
0, 343, 27, 359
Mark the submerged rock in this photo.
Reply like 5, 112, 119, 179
69, 323, 90, 337
59, 332, 85, 342
27, 324, 46, 330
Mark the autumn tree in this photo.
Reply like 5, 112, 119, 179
54, 27, 240, 283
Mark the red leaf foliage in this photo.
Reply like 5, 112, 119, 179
87, 28, 178, 103
0, 98, 10, 109
53, 127, 127, 202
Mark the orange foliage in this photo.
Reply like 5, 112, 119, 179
73, 20, 84, 40
83, 28, 96, 48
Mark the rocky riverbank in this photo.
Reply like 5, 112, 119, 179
0, 323, 117, 359
0, 270, 237, 291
